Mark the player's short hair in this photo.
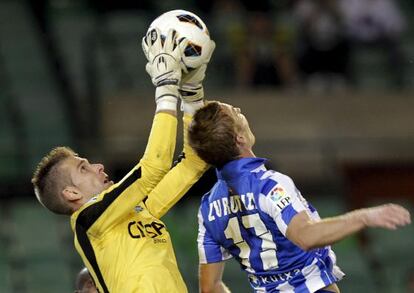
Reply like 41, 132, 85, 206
189, 101, 240, 167
75, 267, 95, 292
31, 146, 75, 215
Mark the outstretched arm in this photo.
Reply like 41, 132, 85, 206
286, 203, 411, 251
72, 29, 187, 235
144, 37, 215, 218
259, 172, 411, 251
138, 27, 188, 189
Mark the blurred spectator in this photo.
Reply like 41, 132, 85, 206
208, 0, 247, 85
209, 0, 297, 89
240, 0, 273, 12
245, 12, 298, 88
195, 0, 273, 14
339, 0, 407, 88
242, 14, 297, 88
339, 0, 405, 44
87, 0, 154, 13
294, 0, 351, 93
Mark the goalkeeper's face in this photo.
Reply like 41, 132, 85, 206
60, 154, 113, 207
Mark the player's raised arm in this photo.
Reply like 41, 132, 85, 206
70, 29, 189, 235
258, 174, 411, 251
286, 203, 411, 251
144, 38, 215, 218
137, 27, 187, 188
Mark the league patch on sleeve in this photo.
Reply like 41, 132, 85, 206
269, 186, 291, 212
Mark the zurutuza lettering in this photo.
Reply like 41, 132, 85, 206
208, 193, 256, 221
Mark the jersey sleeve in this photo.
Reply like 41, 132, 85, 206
71, 112, 177, 236
197, 205, 232, 264
258, 172, 309, 237
138, 112, 177, 189
144, 113, 208, 218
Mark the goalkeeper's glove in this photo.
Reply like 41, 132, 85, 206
179, 39, 215, 114
142, 28, 188, 112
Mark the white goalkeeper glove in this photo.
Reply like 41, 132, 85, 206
142, 28, 188, 112
179, 39, 215, 114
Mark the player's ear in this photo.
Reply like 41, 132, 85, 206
62, 186, 82, 202
236, 133, 247, 146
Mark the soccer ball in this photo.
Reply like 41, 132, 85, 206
147, 10, 213, 70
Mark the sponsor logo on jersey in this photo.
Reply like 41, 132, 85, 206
128, 220, 166, 240
248, 275, 260, 286
153, 238, 167, 244
248, 269, 301, 287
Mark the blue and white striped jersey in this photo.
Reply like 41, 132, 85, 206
197, 158, 344, 293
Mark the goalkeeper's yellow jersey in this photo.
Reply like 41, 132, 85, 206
70, 113, 207, 293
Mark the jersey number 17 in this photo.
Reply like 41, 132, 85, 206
224, 213, 278, 272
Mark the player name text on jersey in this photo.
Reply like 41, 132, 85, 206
208, 193, 256, 221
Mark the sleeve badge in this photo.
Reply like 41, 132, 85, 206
269, 185, 291, 212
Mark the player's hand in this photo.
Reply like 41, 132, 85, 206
142, 28, 189, 111
361, 204, 411, 230
142, 28, 188, 87
179, 39, 215, 104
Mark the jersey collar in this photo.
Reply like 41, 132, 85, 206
217, 157, 267, 182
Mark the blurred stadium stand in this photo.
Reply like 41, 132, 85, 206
0, 0, 413, 292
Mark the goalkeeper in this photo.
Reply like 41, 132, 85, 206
31, 28, 214, 293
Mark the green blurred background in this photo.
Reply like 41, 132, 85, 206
1, 0, 414, 292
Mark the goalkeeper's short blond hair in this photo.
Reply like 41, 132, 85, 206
31, 146, 75, 215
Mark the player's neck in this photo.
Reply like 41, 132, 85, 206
239, 148, 255, 159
